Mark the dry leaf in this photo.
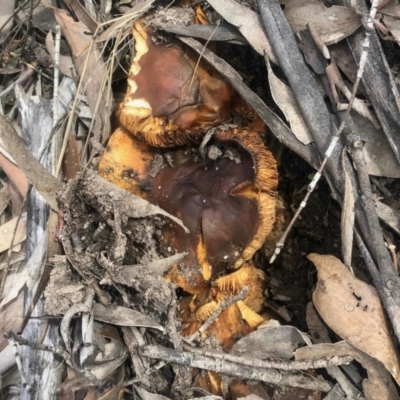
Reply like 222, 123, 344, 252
296, 341, 400, 400
352, 113, 400, 178
0, 184, 11, 215
230, 325, 311, 360
95, 0, 156, 43
0, 0, 15, 35
62, 134, 81, 180
266, 59, 312, 145
53, 8, 111, 142
93, 303, 164, 331
63, 0, 98, 34
0, 152, 29, 197
381, 1, 400, 44
284, 0, 361, 45
0, 212, 27, 253
308, 253, 400, 384
207, 0, 277, 64
90, 343, 127, 381
135, 387, 171, 400
0, 287, 24, 352
376, 201, 400, 236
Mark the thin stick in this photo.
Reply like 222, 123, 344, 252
52, 25, 61, 177
3, 331, 99, 385
269, 0, 380, 263
183, 345, 352, 371
140, 344, 332, 392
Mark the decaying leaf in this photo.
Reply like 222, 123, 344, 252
230, 324, 311, 360
284, 0, 361, 45
308, 253, 400, 384
376, 200, 400, 236
381, 0, 400, 44
44, 258, 86, 316
353, 113, 400, 178
266, 59, 312, 145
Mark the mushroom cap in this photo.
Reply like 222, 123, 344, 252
151, 128, 277, 293
99, 126, 278, 294
117, 22, 236, 147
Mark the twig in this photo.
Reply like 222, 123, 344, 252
140, 344, 332, 392
81, 288, 95, 346
51, 25, 61, 176
182, 345, 352, 371
3, 331, 99, 385
348, 134, 400, 339
186, 286, 248, 343
167, 294, 183, 351
259, 0, 381, 263
0, 61, 39, 99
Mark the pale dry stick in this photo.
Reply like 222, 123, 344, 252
81, 288, 95, 346
183, 345, 353, 371
7, 335, 32, 392
140, 344, 332, 392
51, 25, 61, 177
269, 0, 380, 263
52, 26, 61, 129
186, 286, 248, 343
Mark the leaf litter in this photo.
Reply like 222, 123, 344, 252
0, 0, 400, 399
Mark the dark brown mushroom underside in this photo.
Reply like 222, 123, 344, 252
151, 140, 258, 278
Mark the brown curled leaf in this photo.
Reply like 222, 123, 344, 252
309, 253, 400, 384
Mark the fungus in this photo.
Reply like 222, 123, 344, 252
98, 20, 279, 361
117, 22, 235, 148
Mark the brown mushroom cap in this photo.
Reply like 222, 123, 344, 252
117, 22, 235, 148
150, 127, 277, 293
